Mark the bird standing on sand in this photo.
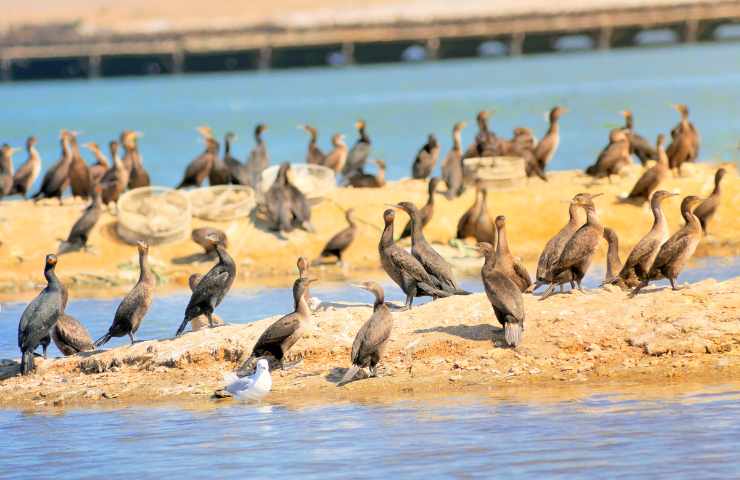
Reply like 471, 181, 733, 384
67, 131, 91, 199
348, 159, 386, 188
315, 208, 357, 265
10, 137, 41, 198
0, 144, 18, 197
18, 254, 64, 375
83, 142, 110, 186
400, 177, 440, 240
323, 133, 348, 174
602, 227, 622, 284
620, 110, 657, 165
123, 131, 150, 189
58, 185, 103, 254
32, 132, 73, 205
224, 358, 272, 401
209, 133, 232, 186
441, 121, 466, 199
534, 106, 567, 171
339, 281, 393, 385
100, 141, 129, 207
585, 129, 631, 182
667, 104, 700, 175
222, 132, 249, 185
342, 120, 371, 180
244, 124, 269, 188
693, 168, 727, 235
51, 314, 95, 356
412, 134, 440, 180
508, 127, 547, 182
301, 124, 326, 166
464, 111, 498, 159
264, 162, 314, 234
191, 227, 228, 257
631, 195, 704, 295
532, 195, 583, 292
456, 182, 496, 245
95, 242, 155, 346
493, 215, 531, 292
624, 134, 669, 204
175, 234, 235, 336
177, 134, 219, 189
478, 242, 526, 348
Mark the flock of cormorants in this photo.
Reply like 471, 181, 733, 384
9, 103, 730, 387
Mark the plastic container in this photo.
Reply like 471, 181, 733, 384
116, 187, 191, 245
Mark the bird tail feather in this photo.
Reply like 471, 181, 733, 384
93, 333, 112, 348
453, 289, 471, 296
338, 365, 361, 386
504, 321, 523, 348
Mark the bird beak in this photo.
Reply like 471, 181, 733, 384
561, 108, 569, 114
9, 147, 20, 155
296, 125, 304, 130
591, 193, 604, 199
308, 278, 319, 284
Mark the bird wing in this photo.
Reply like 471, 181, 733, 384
187, 267, 231, 310
652, 230, 693, 270
255, 314, 301, 347
53, 315, 94, 353
513, 260, 532, 288
67, 204, 102, 242
12, 161, 34, 188
18, 289, 62, 350
557, 227, 599, 271
627, 167, 657, 199
322, 227, 354, 255
352, 309, 393, 363
483, 271, 525, 320
226, 375, 255, 394
288, 185, 311, 221
387, 245, 438, 288
412, 243, 457, 290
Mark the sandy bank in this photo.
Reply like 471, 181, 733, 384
1, 276, 738, 410
1, 164, 736, 301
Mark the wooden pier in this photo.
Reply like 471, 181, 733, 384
1, 0, 739, 81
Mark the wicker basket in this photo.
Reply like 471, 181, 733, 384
116, 187, 191, 245
259, 163, 335, 200
463, 156, 526, 190
188, 185, 256, 221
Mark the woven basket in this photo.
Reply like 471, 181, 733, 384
259, 163, 335, 200
116, 187, 191, 245
188, 185, 256, 221
463, 156, 526, 190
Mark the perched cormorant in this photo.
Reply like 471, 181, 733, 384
323, 133, 348, 174
602, 227, 622, 284
32, 132, 73, 205
493, 215, 531, 293
95, 242, 155, 346
612, 190, 676, 288
10, 137, 41, 198
339, 281, 393, 385
400, 177, 440, 240
342, 120, 371, 180
348, 159, 386, 188
175, 234, 235, 336
67, 131, 91, 199
209, 132, 232, 186
177, 136, 219, 189
123, 131, 150, 189
532, 195, 583, 292
441, 121, 466, 199
301, 124, 326, 165
58, 185, 103, 254
222, 132, 249, 186
264, 163, 314, 234
667, 104, 700, 174
378, 209, 452, 309
83, 142, 110, 186
585, 129, 631, 182
51, 314, 95, 356
315, 208, 356, 265
192, 227, 228, 256
244, 124, 269, 188
100, 141, 129, 207
693, 167, 727, 235
624, 134, 669, 204
412, 134, 440, 180
508, 127, 547, 182
188, 274, 225, 331
621, 110, 657, 165
631, 195, 704, 295
0, 144, 18, 197
18, 254, 64, 375
477, 242, 526, 348
541, 193, 603, 299
249, 277, 316, 369
456, 183, 496, 245
534, 106, 567, 171
464, 111, 498, 159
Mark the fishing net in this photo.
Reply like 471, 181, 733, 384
258, 163, 336, 200
188, 185, 256, 221
463, 156, 526, 190
116, 187, 191, 245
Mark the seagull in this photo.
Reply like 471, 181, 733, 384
223, 358, 272, 401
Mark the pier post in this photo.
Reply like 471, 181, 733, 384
683, 19, 699, 43
0, 57, 11, 82
88, 54, 101, 78
509, 32, 525, 56
341, 42, 355, 65
425, 38, 440, 60
172, 48, 184, 74
258, 46, 272, 70
597, 27, 613, 50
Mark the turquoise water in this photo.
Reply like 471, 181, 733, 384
0, 42, 738, 190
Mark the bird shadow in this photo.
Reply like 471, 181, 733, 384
315, 301, 363, 311
0, 361, 19, 381
415, 324, 497, 342
171, 252, 215, 265
324, 366, 370, 385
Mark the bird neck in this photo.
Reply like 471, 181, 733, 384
380, 221, 395, 248
373, 291, 385, 310
606, 236, 620, 278
624, 115, 633, 131
712, 176, 723, 196
426, 188, 435, 207
408, 212, 424, 245
482, 249, 496, 273
224, 138, 232, 156
548, 119, 559, 135
585, 206, 601, 228
358, 127, 369, 144
495, 225, 511, 264
682, 205, 701, 231
138, 251, 154, 284
215, 244, 233, 267
376, 168, 385, 186
44, 265, 61, 291
453, 131, 462, 152
29, 146, 40, 162
567, 203, 580, 227
650, 200, 668, 233
477, 117, 488, 134
295, 292, 310, 317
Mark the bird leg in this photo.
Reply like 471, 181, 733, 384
43, 344, 48, 359
669, 278, 680, 291
539, 283, 557, 301
207, 312, 215, 328
629, 281, 648, 298
128, 332, 136, 345
559, 284, 564, 293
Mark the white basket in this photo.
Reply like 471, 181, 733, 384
116, 187, 191, 245
259, 163, 335, 200
188, 185, 256, 221
463, 156, 526, 190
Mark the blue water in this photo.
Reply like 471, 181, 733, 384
0, 42, 738, 191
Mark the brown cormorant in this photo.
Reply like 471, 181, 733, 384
177, 137, 219, 189
342, 120, 371, 180
175, 233, 235, 336
209, 132, 232, 186
95, 242, 155, 346
509, 127, 547, 181
244, 124, 269, 188
32, 132, 72, 205
602, 227, 622, 284
494, 215, 531, 292
324, 133, 348, 174
348, 159, 386, 188
51, 314, 95, 356
301, 124, 326, 166
18, 254, 64, 375
58, 185, 103, 254
82, 142, 110, 186
0, 144, 18, 197
412, 134, 440, 179
339, 281, 393, 385
400, 177, 440, 240
464, 111, 498, 159
534, 106, 567, 171
100, 141, 129, 207
222, 132, 249, 185
631, 195, 704, 295
67, 131, 91, 199
123, 131, 150, 189
693, 167, 727, 235
192, 227, 228, 256
456, 183, 496, 245
264, 162, 314, 234
188, 274, 225, 331
9, 137, 41, 198
533, 195, 583, 292
585, 129, 631, 182
315, 208, 356, 265
621, 110, 657, 165
478, 242, 526, 348
624, 134, 669, 204
667, 104, 700, 174
441, 121, 466, 199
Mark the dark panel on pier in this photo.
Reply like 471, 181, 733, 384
100, 54, 174, 77
438, 36, 489, 59
353, 40, 418, 64
11, 57, 88, 80
272, 44, 340, 68
522, 33, 558, 54
184, 50, 258, 72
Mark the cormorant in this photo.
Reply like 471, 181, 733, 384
631, 195, 704, 295
464, 111, 498, 159
400, 177, 440, 240
493, 215, 531, 293
508, 127, 547, 182
348, 159, 386, 188
192, 227, 228, 256
51, 314, 95, 356
58, 185, 103, 254
177, 136, 219, 189
620, 110, 657, 165
95, 242, 155, 346
693, 167, 727, 235
83, 142, 110, 186
411, 134, 440, 179
456, 182, 496, 245
667, 104, 700, 175
534, 106, 567, 171
67, 131, 91, 199
477, 242, 526, 348
188, 274, 225, 331
18, 254, 64, 375
99, 141, 129, 207
339, 281, 393, 385
244, 124, 269, 188
264, 162, 314, 233
209, 132, 232, 186
0, 144, 18, 197
441, 121, 466, 199
32, 131, 73, 205
175, 233, 235, 336
602, 227, 622, 284
123, 131, 150, 189
301, 124, 326, 165
532, 195, 583, 292
222, 132, 250, 185
10, 137, 41, 198
342, 120, 371, 180
323, 133, 348, 174
315, 208, 356, 265
623, 134, 669, 204
585, 129, 631, 182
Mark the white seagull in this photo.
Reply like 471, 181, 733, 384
224, 358, 272, 401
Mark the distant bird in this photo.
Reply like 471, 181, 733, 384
342, 119, 371, 180
441, 121, 466, 199
602, 227, 622, 284
0, 143, 18, 197
456, 183, 496, 245
478, 242, 526, 348
58, 185, 103, 254
222, 132, 250, 186
83, 142, 110, 186
301, 124, 326, 165
244, 124, 269, 188
223, 358, 272, 401
192, 227, 228, 256
122, 131, 150, 189
100, 141, 129, 207
248, 277, 316, 369
209, 133, 232, 186
67, 131, 92, 199
10, 137, 41, 198
534, 106, 567, 171
18, 254, 64, 375
493, 215, 531, 293
464, 111, 498, 159
188, 274, 225, 331
315, 208, 357, 265
348, 159, 386, 188
620, 110, 657, 165
264, 162, 314, 234
339, 281, 393, 385
32, 132, 73, 205
95, 242, 155, 346
667, 104, 700, 175
412, 134, 440, 179
585, 129, 631, 182
623, 134, 669, 204
631, 196, 704, 295
175, 234, 235, 336
51, 314, 95, 356
323, 133, 348, 174
400, 177, 440, 240
693, 167, 727, 235
177, 136, 219, 189
532, 194, 583, 292
508, 127, 547, 182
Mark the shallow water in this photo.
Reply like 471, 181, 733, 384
0, 42, 738, 190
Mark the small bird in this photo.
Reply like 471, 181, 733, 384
177, 134, 218, 189
693, 167, 727, 235
399, 177, 440, 241
301, 124, 326, 166
586, 129, 631, 182
223, 358, 272, 401
58, 185, 103, 254
323, 133, 348, 174
315, 208, 357, 266
620, 110, 657, 165
532, 194, 583, 292
348, 159, 386, 188
32, 132, 72, 205
534, 106, 567, 171
342, 119, 371, 181
411, 134, 440, 180
623, 134, 670, 204
441, 122, 466, 199
666, 104, 700, 175
10, 137, 41, 198
100, 141, 129, 207
244, 124, 269, 188
456, 182, 496, 245
83, 142, 110, 186
264, 162, 314, 234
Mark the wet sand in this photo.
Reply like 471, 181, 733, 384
0, 163, 735, 301
1, 276, 738, 410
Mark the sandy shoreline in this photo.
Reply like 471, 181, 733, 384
0, 164, 736, 302
1, 276, 738, 410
